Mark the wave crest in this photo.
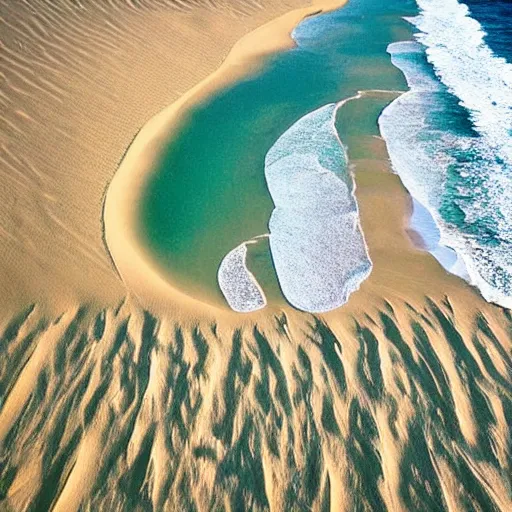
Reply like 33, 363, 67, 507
380, 0, 512, 308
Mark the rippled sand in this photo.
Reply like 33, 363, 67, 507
1, 1, 511, 511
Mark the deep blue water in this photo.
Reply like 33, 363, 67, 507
465, 0, 512, 63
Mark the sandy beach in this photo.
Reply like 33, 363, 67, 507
1, 0, 511, 510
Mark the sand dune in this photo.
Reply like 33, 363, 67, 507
1, 0, 511, 511
0, 0, 308, 314
0, 293, 511, 510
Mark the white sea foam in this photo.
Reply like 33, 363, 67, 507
265, 103, 372, 313
218, 241, 267, 313
410, 0, 512, 243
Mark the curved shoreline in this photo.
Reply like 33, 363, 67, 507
104, 0, 348, 318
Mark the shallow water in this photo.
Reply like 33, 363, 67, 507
137, 0, 512, 311
138, 0, 415, 309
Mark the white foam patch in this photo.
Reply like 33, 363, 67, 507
265, 104, 372, 313
218, 242, 266, 313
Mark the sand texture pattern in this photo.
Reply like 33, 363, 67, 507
0, 0, 308, 313
1, 293, 511, 511
0, 0, 511, 511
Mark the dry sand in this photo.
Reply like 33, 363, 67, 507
1, 0, 511, 511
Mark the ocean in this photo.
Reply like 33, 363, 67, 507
465, 0, 512, 63
380, 0, 512, 308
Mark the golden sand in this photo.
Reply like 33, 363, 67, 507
0, 0, 511, 510
0, 0, 319, 316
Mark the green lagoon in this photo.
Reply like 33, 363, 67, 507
138, 0, 416, 307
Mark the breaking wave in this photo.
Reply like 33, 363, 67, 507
380, 0, 512, 308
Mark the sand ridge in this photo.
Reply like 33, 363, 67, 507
0, 283, 511, 510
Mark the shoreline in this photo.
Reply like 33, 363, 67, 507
104, 0, 349, 319
0, 0, 329, 320
104, 0, 504, 319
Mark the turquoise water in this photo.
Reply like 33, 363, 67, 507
139, 0, 415, 307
